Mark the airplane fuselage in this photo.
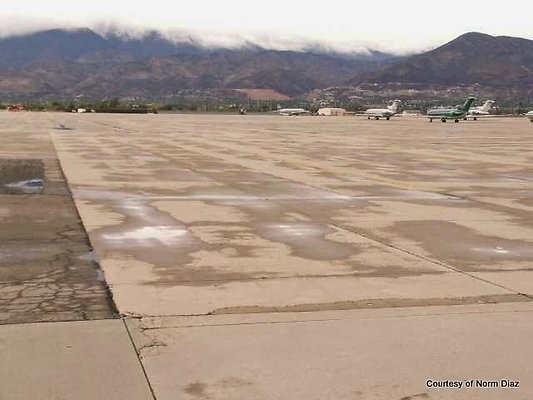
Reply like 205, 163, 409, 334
276, 108, 309, 116
465, 110, 489, 121
469, 110, 490, 116
365, 100, 401, 120
427, 108, 468, 119
365, 109, 395, 119
427, 97, 476, 123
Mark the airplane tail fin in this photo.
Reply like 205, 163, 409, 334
480, 100, 494, 112
459, 96, 476, 112
389, 100, 402, 113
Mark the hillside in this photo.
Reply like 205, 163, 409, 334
0, 29, 532, 101
360, 32, 533, 87
0, 28, 393, 99
0, 28, 209, 69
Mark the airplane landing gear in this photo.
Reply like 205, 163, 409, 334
429, 118, 433, 122
367, 116, 371, 120
374, 116, 379, 120
441, 118, 446, 123
386, 116, 390, 120
473, 117, 477, 121
454, 119, 459, 123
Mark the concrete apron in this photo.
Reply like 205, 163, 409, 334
47, 113, 533, 399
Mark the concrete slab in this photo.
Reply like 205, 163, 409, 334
0, 319, 153, 400
5, 113, 533, 400
47, 114, 533, 318
127, 303, 533, 400
472, 270, 533, 296
108, 271, 516, 316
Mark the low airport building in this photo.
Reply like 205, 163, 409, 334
318, 107, 346, 116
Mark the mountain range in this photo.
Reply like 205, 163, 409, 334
0, 29, 531, 101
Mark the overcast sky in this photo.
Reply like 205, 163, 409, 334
1, 0, 532, 53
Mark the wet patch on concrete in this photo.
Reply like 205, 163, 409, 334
77, 190, 204, 255
390, 220, 533, 270
76, 190, 257, 285
399, 393, 429, 400
103, 225, 190, 247
182, 378, 255, 399
73, 181, 454, 287
348, 265, 445, 279
0, 159, 45, 194
184, 382, 208, 398
210, 293, 531, 315
257, 222, 359, 261
5, 178, 44, 192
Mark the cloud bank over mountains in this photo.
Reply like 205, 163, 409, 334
0, 19, 421, 55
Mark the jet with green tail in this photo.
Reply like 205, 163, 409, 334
427, 96, 476, 123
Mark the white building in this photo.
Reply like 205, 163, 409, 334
317, 107, 346, 116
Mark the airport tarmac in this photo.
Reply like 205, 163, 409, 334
2, 112, 533, 399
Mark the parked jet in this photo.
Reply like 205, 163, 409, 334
526, 110, 533, 122
427, 97, 476, 123
365, 100, 402, 120
275, 108, 310, 116
466, 100, 494, 120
